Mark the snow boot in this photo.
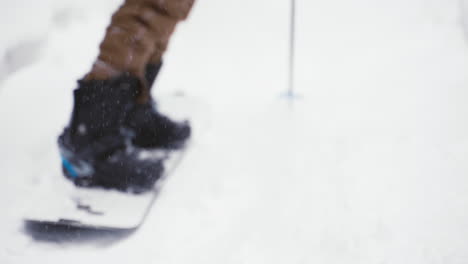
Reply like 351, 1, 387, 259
58, 74, 164, 193
124, 63, 191, 149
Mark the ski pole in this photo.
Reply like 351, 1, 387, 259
288, 0, 296, 97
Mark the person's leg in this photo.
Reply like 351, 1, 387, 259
115, 0, 196, 149
59, 0, 195, 191
84, 0, 194, 101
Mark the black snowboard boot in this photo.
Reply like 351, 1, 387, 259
124, 63, 191, 149
58, 74, 164, 193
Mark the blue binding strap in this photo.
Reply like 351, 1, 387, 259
61, 156, 79, 179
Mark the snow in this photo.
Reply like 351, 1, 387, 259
2, 0, 468, 263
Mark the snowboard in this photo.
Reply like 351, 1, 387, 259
23, 93, 209, 231
23, 147, 187, 230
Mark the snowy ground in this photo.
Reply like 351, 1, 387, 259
2, 0, 468, 263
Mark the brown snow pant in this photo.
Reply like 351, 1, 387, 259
84, 0, 195, 101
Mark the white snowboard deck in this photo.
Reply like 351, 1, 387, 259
21, 93, 208, 230
24, 148, 186, 230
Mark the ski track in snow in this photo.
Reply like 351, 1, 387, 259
2, 0, 468, 263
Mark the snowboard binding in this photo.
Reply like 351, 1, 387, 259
58, 74, 166, 193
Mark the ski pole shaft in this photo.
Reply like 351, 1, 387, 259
288, 0, 296, 97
